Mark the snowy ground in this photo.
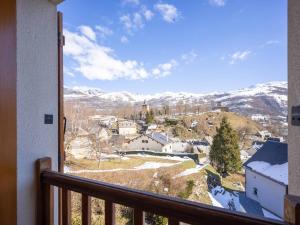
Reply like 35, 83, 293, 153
134, 154, 192, 162
262, 209, 281, 220
173, 164, 207, 178
208, 186, 241, 211
134, 162, 179, 170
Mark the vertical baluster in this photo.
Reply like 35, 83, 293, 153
36, 157, 53, 225
82, 194, 91, 225
133, 208, 144, 225
168, 218, 180, 225
105, 200, 115, 225
62, 188, 71, 225
43, 183, 54, 225
285, 195, 300, 225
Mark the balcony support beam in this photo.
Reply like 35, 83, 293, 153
284, 195, 300, 225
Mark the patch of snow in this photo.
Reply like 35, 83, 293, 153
135, 154, 191, 162
247, 161, 288, 185
173, 164, 206, 178
262, 209, 282, 221
134, 162, 176, 170
64, 166, 70, 173
208, 186, 241, 211
208, 192, 223, 208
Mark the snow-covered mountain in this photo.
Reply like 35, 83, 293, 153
64, 81, 287, 117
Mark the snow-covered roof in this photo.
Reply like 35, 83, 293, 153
244, 141, 288, 185
247, 161, 288, 185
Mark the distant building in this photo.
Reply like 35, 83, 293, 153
127, 132, 173, 153
98, 128, 110, 140
190, 120, 198, 128
68, 137, 91, 159
76, 127, 89, 137
141, 100, 150, 119
118, 120, 137, 136
212, 102, 229, 112
255, 130, 272, 140
267, 137, 284, 142
172, 141, 191, 153
88, 115, 117, 127
244, 141, 288, 218
145, 124, 158, 134
188, 136, 213, 154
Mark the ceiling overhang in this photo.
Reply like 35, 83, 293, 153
49, 0, 64, 5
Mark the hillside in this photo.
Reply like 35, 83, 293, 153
170, 112, 262, 149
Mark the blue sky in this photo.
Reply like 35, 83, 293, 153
59, 0, 287, 94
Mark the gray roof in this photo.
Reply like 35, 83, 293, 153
147, 132, 171, 145
244, 141, 287, 167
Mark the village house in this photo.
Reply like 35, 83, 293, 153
188, 136, 213, 154
145, 123, 158, 134
89, 115, 118, 128
76, 127, 89, 137
212, 102, 229, 112
255, 130, 272, 141
68, 136, 91, 159
172, 141, 191, 153
244, 141, 288, 218
118, 120, 137, 136
127, 132, 173, 153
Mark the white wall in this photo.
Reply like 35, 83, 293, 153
127, 135, 163, 152
162, 143, 173, 153
17, 0, 59, 224
119, 127, 137, 136
245, 168, 287, 218
172, 142, 188, 152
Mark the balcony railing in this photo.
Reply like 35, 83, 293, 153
36, 157, 299, 225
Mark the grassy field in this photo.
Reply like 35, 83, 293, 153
66, 155, 185, 171
67, 155, 245, 225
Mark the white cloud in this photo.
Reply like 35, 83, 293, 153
78, 25, 96, 41
152, 59, 178, 77
230, 50, 251, 64
141, 6, 154, 21
122, 0, 140, 5
209, 0, 226, 7
133, 13, 144, 28
260, 40, 280, 48
121, 36, 129, 43
64, 26, 176, 80
181, 51, 198, 64
154, 3, 180, 23
95, 25, 113, 38
64, 66, 75, 77
120, 14, 133, 31
120, 13, 144, 33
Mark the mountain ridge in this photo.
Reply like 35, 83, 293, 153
64, 81, 287, 119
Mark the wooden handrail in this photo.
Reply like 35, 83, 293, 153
37, 157, 291, 225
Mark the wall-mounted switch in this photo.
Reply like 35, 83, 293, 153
291, 106, 300, 126
44, 114, 53, 124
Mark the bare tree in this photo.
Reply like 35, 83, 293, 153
88, 135, 103, 168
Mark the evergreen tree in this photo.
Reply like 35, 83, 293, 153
146, 109, 154, 124
209, 117, 242, 176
